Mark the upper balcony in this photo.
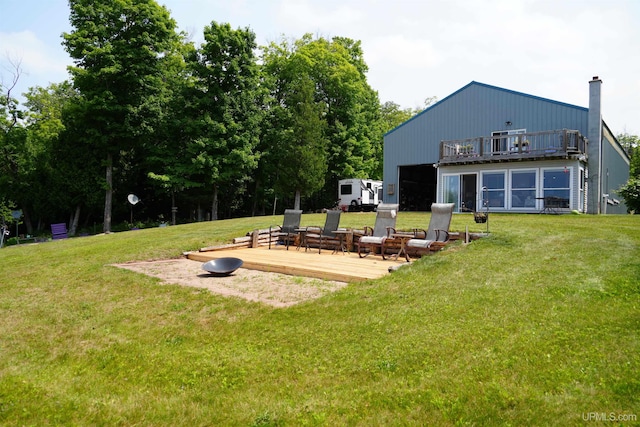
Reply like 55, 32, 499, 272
439, 129, 588, 165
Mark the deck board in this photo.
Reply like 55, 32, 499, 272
186, 246, 406, 282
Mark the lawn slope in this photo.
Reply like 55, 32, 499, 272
0, 213, 638, 426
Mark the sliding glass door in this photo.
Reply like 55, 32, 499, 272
442, 174, 477, 212
442, 175, 460, 211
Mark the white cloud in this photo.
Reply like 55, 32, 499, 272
366, 35, 442, 69
1, 31, 66, 75
0, 30, 70, 96
2, 0, 639, 134
277, 0, 364, 33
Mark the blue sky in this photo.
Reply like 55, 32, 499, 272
2, 0, 639, 134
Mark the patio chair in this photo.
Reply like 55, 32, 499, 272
404, 203, 455, 261
51, 222, 68, 240
356, 203, 399, 259
269, 209, 302, 250
304, 210, 341, 253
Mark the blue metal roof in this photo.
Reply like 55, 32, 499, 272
385, 81, 588, 137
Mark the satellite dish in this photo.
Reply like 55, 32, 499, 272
127, 194, 140, 205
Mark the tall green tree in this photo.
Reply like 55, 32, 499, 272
266, 72, 328, 210
62, 0, 181, 232
617, 133, 639, 177
299, 36, 382, 185
144, 35, 198, 225
260, 38, 328, 211
0, 59, 31, 232
259, 35, 381, 211
22, 82, 89, 234
2, 61, 91, 235
185, 22, 262, 220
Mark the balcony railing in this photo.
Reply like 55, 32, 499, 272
439, 129, 587, 165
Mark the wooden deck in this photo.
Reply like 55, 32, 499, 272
185, 246, 407, 282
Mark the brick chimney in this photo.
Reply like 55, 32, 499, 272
587, 76, 603, 214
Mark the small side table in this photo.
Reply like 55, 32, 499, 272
391, 232, 415, 261
294, 228, 307, 251
332, 229, 353, 254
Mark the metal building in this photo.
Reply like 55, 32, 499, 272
383, 78, 630, 214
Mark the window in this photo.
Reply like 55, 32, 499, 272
340, 184, 352, 195
579, 168, 585, 212
482, 172, 505, 208
511, 170, 536, 208
543, 168, 571, 208
439, 166, 576, 212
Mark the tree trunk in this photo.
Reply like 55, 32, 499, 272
251, 179, 260, 217
103, 153, 113, 233
171, 191, 176, 225
294, 189, 301, 210
211, 184, 219, 221
69, 204, 81, 236
23, 208, 33, 235
197, 202, 203, 221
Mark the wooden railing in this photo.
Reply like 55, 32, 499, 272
439, 129, 587, 164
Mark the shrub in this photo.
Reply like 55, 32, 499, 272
617, 177, 640, 213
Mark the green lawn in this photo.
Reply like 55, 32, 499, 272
0, 213, 638, 426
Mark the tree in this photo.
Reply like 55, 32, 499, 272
615, 133, 639, 213
185, 22, 262, 220
63, 0, 182, 232
303, 36, 382, 184
269, 74, 328, 210
144, 35, 199, 225
260, 37, 330, 211
420, 96, 439, 111
22, 82, 89, 234
617, 177, 640, 213
259, 35, 381, 211
0, 57, 31, 232
380, 96, 438, 134
380, 101, 415, 133
2, 60, 95, 235
617, 133, 639, 178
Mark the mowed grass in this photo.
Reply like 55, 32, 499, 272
0, 213, 638, 426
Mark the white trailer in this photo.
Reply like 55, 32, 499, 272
338, 178, 383, 212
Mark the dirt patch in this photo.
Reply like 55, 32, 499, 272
112, 258, 347, 308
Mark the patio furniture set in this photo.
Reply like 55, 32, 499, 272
268, 203, 455, 262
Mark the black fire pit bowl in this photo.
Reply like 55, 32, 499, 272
202, 257, 243, 276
